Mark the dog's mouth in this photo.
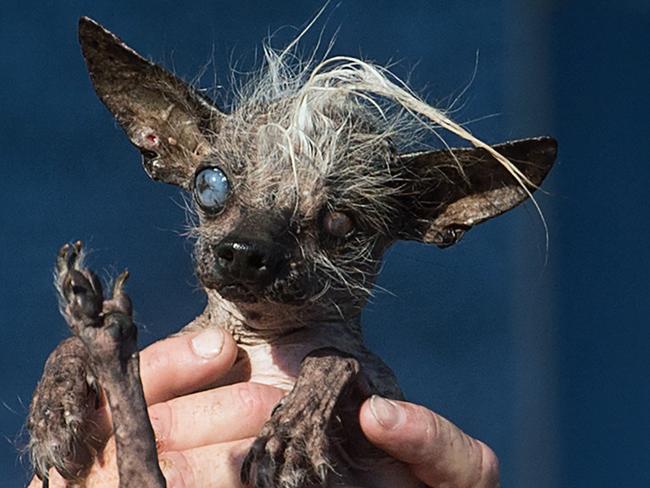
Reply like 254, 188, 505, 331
217, 282, 261, 303
200, 268, 319, 306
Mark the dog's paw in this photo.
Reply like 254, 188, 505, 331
56, 241, 134, 364
55, 241, 104, 330
241, 404, 332, 488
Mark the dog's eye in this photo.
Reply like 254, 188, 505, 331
194, 167, 230, 213
323, 211, 354, 237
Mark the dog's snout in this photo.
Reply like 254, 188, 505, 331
215, 239, 284, 286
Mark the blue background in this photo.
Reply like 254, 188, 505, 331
1, 1, 648, 486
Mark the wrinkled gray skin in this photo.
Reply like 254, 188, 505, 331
27, 17, 557, 488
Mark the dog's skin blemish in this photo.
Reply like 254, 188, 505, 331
134, 128, 160, 149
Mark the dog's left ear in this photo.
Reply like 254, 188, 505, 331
397, 137, 557, 247
78, 17, 225, 188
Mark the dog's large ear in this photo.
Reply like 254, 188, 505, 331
397, 137, 557, 247
78, 17, 225, 188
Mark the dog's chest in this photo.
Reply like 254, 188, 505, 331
233, 341, 306, 390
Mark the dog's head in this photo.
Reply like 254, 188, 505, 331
79, 18, 556, 321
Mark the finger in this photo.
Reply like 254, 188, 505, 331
140, 328, 238, 405
80, 438, 119, 487
32, 439, 120, 488
360, 396, 500, 488
34, 438, 253, 488
149, 382, 285, 452
28, 441, 119, 488
159, 438, 252, 488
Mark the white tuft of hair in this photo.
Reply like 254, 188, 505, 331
223, 17, 549, 288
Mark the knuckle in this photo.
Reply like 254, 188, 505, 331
422, 408, 441, 444
232, 382, 268, 417
160, 451, 194, 488
141, 346, 169, 378
148, 402, 172, 452
144, 339, 173, 369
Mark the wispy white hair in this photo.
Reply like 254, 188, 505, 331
211, 15, 547, 295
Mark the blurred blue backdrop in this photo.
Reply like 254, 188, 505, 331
1, 1, 648, 486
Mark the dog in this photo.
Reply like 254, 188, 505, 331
27, 17, 556, 488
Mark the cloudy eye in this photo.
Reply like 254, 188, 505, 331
323, 211, 354, 237
194, 167, 230, 214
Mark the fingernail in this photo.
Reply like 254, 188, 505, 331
190, 328, 224, 359
369, 395, 405, 430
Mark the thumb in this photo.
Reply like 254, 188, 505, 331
360, 396, 499, 488
140, 327, 238, 405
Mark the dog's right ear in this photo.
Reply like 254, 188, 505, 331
395, 137, 557, 247
78, 17, 225, 188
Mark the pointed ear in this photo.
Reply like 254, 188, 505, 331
398, 137, 557, 247
78, 17, 225, 188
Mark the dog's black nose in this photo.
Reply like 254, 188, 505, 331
214, 239, 285, 286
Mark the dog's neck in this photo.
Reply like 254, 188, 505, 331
203, 289, 364, 346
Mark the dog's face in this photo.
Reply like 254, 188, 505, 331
187, 107, 397, 310
79, 18, 556, 319
144, 98, 400, 315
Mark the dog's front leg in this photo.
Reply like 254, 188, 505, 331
240, 348, 366, 488
52, 242, 165, 487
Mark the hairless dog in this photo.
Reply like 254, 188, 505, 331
28, 17, 556, 488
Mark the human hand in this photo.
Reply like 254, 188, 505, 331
29, 327, 285, 487
29, 328, 499, 488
